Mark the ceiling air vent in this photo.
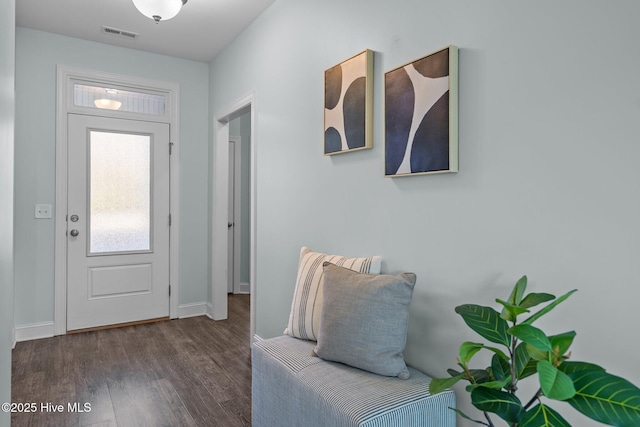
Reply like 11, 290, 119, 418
102, 26, 139, 40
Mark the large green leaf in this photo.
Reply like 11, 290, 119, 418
492, 353, 511, 382
460, 342, 510, 363
429, 375, 464, 395
509, 324, 552, 351
522, 289, 577, 325
447, 368, 462, 377
449, 368, 491, 384
526, 343, 550, 361
520, 292, 556, 309
457, 341, 509, 370
537, 360, 576, 401
468, 369, 491, 384
567, 370, 640, 426
483, 344, 510, 361
459, 342, 484, 366
557, 361, 604, 375
466, 376, 512, 392
515, 342, 538, 380
521, 359, 539, 380
471, 387, 524, 423
521, 403, 571, 427
455, 304, 511, 347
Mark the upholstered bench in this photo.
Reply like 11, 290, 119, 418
252, 335, 457, 427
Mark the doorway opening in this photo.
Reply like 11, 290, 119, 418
212, 93, 256, 340
228, 113, 251, 295
227, 136, 241, 295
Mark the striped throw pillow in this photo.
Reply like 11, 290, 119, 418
285, 247, 382, 341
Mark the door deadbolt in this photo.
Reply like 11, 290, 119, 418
70, 214, 79, 222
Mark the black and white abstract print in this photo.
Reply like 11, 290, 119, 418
385, 48, 451, 175
324, 51, 369, 154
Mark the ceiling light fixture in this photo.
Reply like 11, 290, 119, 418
132, 0, 188, 24
94, 99, 123, 110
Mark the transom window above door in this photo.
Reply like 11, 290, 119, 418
74, 83, 166, 116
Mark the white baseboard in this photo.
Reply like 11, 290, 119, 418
238, 282, 250, 294
206, 302, 214, 320
253, 334, 263, 343
14, 321, 55, 343
178, 302, 209, 319
14, 304, 214, 343
12, 327, 16, 349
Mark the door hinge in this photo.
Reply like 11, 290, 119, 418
169, 285, 171, 296
169, 142, 174, 155
169, 214, 172, 226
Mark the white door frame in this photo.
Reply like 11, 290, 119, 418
211, 93, 256, 339
54, 65, 180, 335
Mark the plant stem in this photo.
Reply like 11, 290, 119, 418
483, 411, 495, 427
524, 388, 543, 410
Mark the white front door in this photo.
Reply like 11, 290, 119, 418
67, 114, 170, 331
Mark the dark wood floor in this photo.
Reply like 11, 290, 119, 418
11, 294, 251, 427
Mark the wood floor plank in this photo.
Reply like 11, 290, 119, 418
12, 295, 251, 427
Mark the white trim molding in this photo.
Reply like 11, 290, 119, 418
54, 65, 181, 335
212, 92, 257, 344
206, 302, 215, 320
178, 302, 209, 319
238, 282, 250, 294
14, 322, 55, 343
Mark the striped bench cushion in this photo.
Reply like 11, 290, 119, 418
252, 335, 456, 427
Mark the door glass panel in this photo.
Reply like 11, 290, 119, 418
89, 131, 152, 254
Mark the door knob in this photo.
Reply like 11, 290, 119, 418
70, 229, 79, 237
228, 222, 234, 229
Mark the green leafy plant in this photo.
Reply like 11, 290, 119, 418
429, 275, 640, 426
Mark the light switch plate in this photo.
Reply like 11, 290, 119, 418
35, 204, 52, 219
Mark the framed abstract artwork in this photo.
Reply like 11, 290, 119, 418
384, 46, 458, 176
324, 49, 374, 155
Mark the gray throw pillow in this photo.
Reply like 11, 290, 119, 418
314, 262, 416, 379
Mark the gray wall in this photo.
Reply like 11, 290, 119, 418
208, 0, 640, 425
0, 0, 15, 425
13, 28, 210, 326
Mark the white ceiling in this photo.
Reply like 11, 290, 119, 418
16, 0, 276, 63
